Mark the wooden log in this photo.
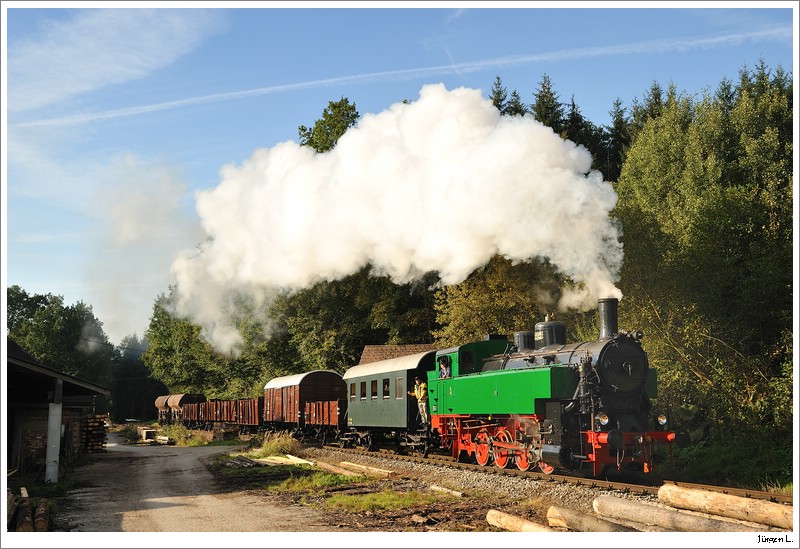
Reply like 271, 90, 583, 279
339, 461, 396, 478
429, 484, 464, 498
486, 509, 556, 532
593, 495, 762, 532
7, 489, 20, 531
546, 505, 638, 532
658, 484, 793, 530
285, 454, 315, 465
34, 499, 49, 532
313, 460, 364, 477
15, 499, 33, 532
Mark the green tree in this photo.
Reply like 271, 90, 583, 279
629, 79, 666, 133
432, 256, 565, 347
7, 285, 115, 384
530, 74, 563, 133
489, 75, 507, 113
110, 334, 168, 421
274, 266, 436, 373
504, 90, 528, 117
143, 291, 229, 395
614, 62, 793, 438
562, 95, 593, 145
599, 98, 631, 182
298, 97, 360, 152
7, 285, 116, 412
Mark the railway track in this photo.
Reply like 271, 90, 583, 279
320, 444, 793, 505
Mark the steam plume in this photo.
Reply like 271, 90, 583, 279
170, 84, 622, 352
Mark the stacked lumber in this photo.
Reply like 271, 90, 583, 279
81, 414, 108, 453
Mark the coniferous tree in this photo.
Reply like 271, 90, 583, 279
504, 90, 528, 116
602, 98, 631, 182
489, 76, 508, 113
530, 74, 563, 133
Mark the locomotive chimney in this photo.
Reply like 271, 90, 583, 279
598, 298, 619, 338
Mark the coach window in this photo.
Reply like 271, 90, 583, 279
382, 378, 390, 399
350, 383, 356, 401
360, 381, 367, 401
371, 379, 378, 400
395, 377, 404, 399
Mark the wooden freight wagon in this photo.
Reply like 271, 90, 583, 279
305, 398, 347, 429
236, 398, 264, 431
181, 401, 203, 427
263, 371, 346, 432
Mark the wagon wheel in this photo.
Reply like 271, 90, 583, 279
474, 431, 491, 466
537, 461, 555, 474
515, 449, 533, 471
493, 429, 513, 469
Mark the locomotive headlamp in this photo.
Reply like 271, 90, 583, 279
657, 414, 668, 426
595, 413, 609, 426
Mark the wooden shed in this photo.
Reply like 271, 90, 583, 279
5, 337, 111, 483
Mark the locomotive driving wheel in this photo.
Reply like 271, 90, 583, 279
493, 429, 512, 469
515, 449, 532, 471
537, 461, 555, 474
474, 431, 491, 466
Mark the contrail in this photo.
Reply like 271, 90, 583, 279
14, 25, 790, 129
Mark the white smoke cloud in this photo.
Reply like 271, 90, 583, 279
170, 83, 623, 352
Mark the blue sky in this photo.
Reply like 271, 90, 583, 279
2, 2, 797, 347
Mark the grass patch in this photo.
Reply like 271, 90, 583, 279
114, 424, 142, 443
276, 471, 357, 493
158, 423, 208, 446
244, 432, 305, 460
325, 489, 443, 513
214, 462, 304, 489
655, 438, 793, 492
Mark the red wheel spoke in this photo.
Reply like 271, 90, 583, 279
493, 429, 512, 469
475, 431, 490, 466
516, 450, 532, 471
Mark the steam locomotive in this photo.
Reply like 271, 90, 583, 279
157, 298, 687, 478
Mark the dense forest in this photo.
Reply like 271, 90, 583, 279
7, 60, 793, 487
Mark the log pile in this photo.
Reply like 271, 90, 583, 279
657, 484, 793, 530
6, 488, 49, 532
488, 485, 793, 533
81, 414, 108, 453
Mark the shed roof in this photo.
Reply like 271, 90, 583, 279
5, 337, 111, 403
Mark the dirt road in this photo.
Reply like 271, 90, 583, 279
55, 432, 348, 533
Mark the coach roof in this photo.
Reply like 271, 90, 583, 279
343, 351, 436, 380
